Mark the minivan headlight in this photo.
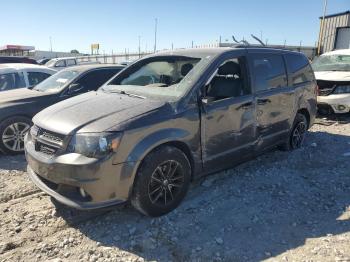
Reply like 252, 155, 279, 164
67, 132, 122, 158
334, 85, 350, 94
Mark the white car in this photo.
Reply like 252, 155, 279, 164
312, 49, 350, 114
45, 57, 99, 70
45, 57, 78, 70
0, 63, 56, 92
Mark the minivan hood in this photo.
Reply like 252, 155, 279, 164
314, 71, 350, 81
0, 88, 51, 104
33, 91, 166, 135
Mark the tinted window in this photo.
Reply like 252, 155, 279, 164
285, 53, 314, 86
16, 72, 26, 88
76, 68, 122, 92
66, 59, 76, 66
0, 73, 26, 91
206, 57, 250, 101
27, 72, 51, 86
0, 73, 15, 91
252, 54, 287, 92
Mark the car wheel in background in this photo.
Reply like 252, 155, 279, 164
280, 113, 308, 151
131, 146, 191, 217
0, 116, 32, 155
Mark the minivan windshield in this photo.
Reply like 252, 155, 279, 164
312, 54, 350, 72
102, 55, 212, 100
33, 70, 79, 92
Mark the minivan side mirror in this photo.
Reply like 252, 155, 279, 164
68, 83, 82, 94
201, 96, 215, 105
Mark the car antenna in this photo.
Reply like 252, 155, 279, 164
251, 34, 266, 46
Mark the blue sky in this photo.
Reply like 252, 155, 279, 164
2, 0, 349, 54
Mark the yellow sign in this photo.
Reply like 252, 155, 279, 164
91, 44, 99, 50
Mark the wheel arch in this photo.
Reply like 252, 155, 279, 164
0, 113, 33, 125
125, 128, 196, 198
148, 140, 195, 180
297, 108, 310, 128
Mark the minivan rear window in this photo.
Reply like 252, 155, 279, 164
285, 53, 314, 86
251, 54, 287, 92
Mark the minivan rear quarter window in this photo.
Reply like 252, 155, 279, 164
251, 54, 287, 92
285, 53, 314, 86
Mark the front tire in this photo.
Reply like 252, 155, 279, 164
0, 116, 31, 154
280, 113, 308, 151
131, 146, 191, 217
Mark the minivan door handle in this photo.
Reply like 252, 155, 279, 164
236, 102, 253, 110
257, 98, 271, 105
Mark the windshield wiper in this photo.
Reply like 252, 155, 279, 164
117, 90, 146, 99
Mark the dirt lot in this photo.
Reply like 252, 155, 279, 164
0, 115, 350, 262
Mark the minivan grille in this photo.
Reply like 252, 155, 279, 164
31, 126, 66, 155
317, 80, 336, 96
317, 80, 350, 96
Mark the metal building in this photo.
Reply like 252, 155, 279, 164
318, 10, 350, 54
0, 44, 35, 56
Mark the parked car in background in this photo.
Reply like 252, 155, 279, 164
45, 57, 78, 69
0, 56, 37, 64
312, 49, 350, 114
25, 47, 317, 217
0, 63, 56, 92
37, 58, 51, 65
0, 64, 124, 154
45, 57, 99, 70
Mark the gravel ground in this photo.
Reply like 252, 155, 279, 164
0, 115, 350, 262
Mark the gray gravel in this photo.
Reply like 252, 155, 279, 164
0, 115, 350, 262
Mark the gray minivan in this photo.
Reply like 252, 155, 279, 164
25, 47, 317, 216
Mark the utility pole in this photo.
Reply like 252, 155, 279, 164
154, 18, 158, 53
191, 41, 194, 48
317, 0, 328, 55
171, 43, 173, 50
49, 36, 52, 52
138, 35, 141, 58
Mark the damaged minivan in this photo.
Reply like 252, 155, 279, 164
25, 47, 317, 216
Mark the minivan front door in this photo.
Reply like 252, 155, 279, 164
201, 56, 256, 172
248, 52, 294, 150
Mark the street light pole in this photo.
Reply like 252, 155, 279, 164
138, 35, 141, 58
154, 18, 158, 53
317, 0, 328, 55
49, 36, 52, 52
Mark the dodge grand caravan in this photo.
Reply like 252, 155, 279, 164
25, 48, 317, 217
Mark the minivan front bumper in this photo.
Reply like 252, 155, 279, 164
317, 94, 350, 114
25, 138, 139, 210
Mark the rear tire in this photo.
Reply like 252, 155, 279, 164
131, 146, 191, 217
280, 113, 308, 151
0, 116, 31, 155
